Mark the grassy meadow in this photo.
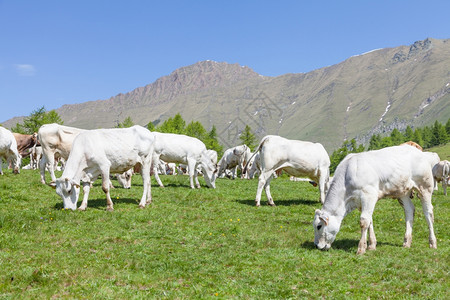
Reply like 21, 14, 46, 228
0, 169, 449, 299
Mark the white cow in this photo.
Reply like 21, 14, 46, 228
432, 160, 450, 195
0, 127, 21, 174
217, 145, 251, 179
54, 126, 155, 211
38, 124, 85, 184
313, 145, 437, 255
151, 132, 217, 189
247, 152, 260, 179
245, 135, 330, 206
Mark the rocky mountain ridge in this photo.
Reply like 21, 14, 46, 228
3, 38, 449, 152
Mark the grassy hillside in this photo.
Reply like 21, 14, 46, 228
427, 142, 450, 160
0, 171, 448, 298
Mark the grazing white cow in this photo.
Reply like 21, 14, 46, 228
151, 132, 217, 189
313, 145, 437, 255
0, 127, 21, 174
38, 124, 85, 184
432, 160, 450, 195
54, 126, 155, 211
247, 152, 260, 179
217, 145, 251, 179
245, 135, 330, 206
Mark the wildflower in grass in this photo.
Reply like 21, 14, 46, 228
215, 293, 218, 296
237, 219, 240, 222
209, 233, 212, 235
280, 226, 283, 229
230, 219, 232, 221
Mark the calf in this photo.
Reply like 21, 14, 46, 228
54, 126, 155, 211
314, 145, 437, 255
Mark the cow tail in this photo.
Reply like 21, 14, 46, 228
243, 137, 269, 174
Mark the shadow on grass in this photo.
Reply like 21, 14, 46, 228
301, 239, 399, 253
53, 197, 139, 210
236, 198, 317, 206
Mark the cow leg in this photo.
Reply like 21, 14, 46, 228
78, 181, 92, 211
417, 191, 437, 249
39, 155, 49, 184
100, 170, 114, 211
264, 175, 275, 206
139, 161, 152, 208
367, 221, 377, 251
398, 196, 415, 248
194, 168, 201, 189
443, 180, 448, 196
255, 171, 272, 206
357, 192, 377, 255
187, 159, 197, 189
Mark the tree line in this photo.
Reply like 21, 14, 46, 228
5, 106, 448, 170
330, 118, 450, 173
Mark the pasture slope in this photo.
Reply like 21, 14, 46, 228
0, 170, 448, 298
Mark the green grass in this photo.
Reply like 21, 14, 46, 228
427, 142, 450, 160
0, 170, 449, 299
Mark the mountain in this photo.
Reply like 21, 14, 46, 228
3, 38, 450, 152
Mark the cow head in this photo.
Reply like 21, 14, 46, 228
117, 169, 133, 189
55, 178, 80, 210
200, 154, 217, 188
313, 209, 341, 251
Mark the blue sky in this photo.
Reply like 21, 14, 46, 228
1, 0, 449, 123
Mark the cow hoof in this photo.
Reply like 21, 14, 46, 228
139, 205, 145, 209
78, 207, 86, 211
106, 207, 114, 212
356, 248, 366, 255
268, 202, 276, 207
368, 245, 376, 251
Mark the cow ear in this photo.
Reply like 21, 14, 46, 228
319, 213, 329, 226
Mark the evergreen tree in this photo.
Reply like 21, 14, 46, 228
446, 119, 450, 136
390, 128, 404, 145
146, 121, 155, 131
368, 134, 382, 150
421, 126, 433, 148
115, 116, 134, 128
205, 125, 223, 157
430, 120, 448, 146
412, 129, 424, 147
239, 125, 257, 151
404, 126, 414, 141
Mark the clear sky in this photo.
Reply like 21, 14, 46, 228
1, 0, 449, 123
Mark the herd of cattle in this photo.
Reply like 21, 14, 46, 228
0, 124, 449, 254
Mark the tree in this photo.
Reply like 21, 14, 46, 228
204, 125, 223, 157
390, 128, 404, 145
239, 125, 257, 151
430, 120, 448, 146
185, 121, 207, 141
368, 134, 382, 150
115, 116, 134, 128
412, 129, 424, 147
421, 126, 433, 148
146, 121, 155, 131
446, 118, 450, 136
12, 106, 63, 134
404, 126, 414, 141
157, 113, 186, 134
